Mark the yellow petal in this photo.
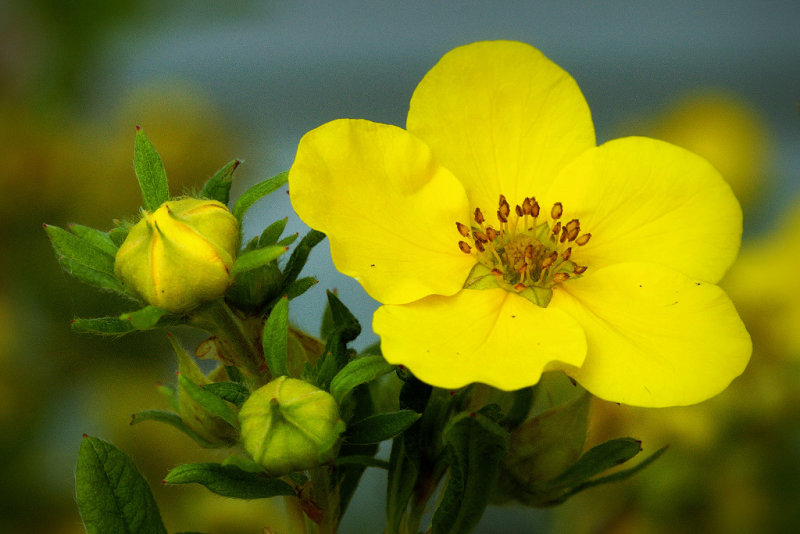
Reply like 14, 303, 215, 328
374, 288, 586, 391
407, 40, 595, 220
289, 119, 475, 305
544, 136, 742, 283
552, 262, 751, 407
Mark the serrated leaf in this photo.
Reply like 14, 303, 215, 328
259, 217, 288, 247
178, 374, 239, 429
68, 224, 118, 256
134, 128, 169, 211
262, 296, 289, 377
130, 410, 215, 448
431, 413, 509, 534
345, 410, 421, 445
72, 316, 135, 335
200, 159, 240, 204
281, 229, 326, 289
164, 463, 295, 499
330, 355, 395, 404
45, 224, 126, 293
202, 382, 250, 408
76, 435, 167, 534
231, 245, 288, 276
232, 170, 288, 221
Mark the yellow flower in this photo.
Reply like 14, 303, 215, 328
288, 41, 751, 407
115, 198, 238, 313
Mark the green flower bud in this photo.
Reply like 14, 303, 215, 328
239, 376, 345, 476
114, 198, 238, 313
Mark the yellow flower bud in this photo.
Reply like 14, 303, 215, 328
239, 376, 345, 476
114, 198, 239, 313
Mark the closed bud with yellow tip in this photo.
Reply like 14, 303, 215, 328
114, 198, 239, 313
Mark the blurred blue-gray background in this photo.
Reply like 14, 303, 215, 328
2, 1, 798, 532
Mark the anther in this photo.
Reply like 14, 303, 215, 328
513, 283, 527, 291
473, 230, 489, 243
575, 233, 592, 246
486, 227, 498, 241
475, 240, 485, 252
551, 202, 563, 220
456, 222, 470, 237
553, 273, 570, 283
497, 198, 510, 222
541, 251, 558, 269
573, 265, 588, 275
561, 247, 572, 261
515, 205, 523, 217
458, 241, 472, 254
552, 221, 562, 236
524, 244, 534, 260
530, 199, 540, 218
474, 208, 485, 224
522, 197, 532, 215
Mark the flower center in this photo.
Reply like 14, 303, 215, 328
456, 195, 591, 307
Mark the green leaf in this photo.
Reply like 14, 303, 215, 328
232, 170, 288, 221
276, 233, 298, 247
202, 382, 250, 408
385, 377, 431, 533
109, 225, 130, 247
281, 229, 326, 290
336, 455, 390, 469
431, 413, 509, 534
76, 435, 167, 534
134, 127, 170, 211
545, 444, 667, 506
345, 410, 421, 445
200, 159, 240, 204
178, 374, 239, 429
262, 296, 289, 377
164, 463, 295, 499
547, 437, 643, 491
120, 306, 171, 330
285, 276, 318, 301
329, 355, 395, 404
44, 224, 126, 293
259, 217, 288, 247
68, 223, 118, 256
130, 410, 215, 448
231, 245, 288, 276
72, 316, 135, 335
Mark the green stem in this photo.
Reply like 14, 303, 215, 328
190, 299, 264, 380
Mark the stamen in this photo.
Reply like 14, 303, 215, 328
456, 195, 591, 301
